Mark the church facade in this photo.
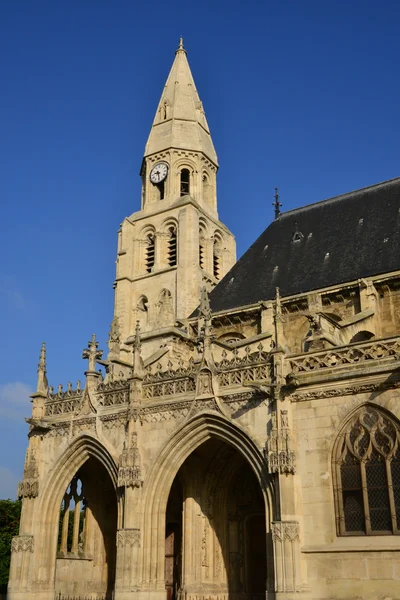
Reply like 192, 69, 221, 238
8, 40, 400, 600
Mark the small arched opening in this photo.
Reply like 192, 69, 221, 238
167, 225, 177, 267
349, 330, 375, 344
145, 233, 156, 273
213, 236, 222, 280
180, 169, 190, 196
202, 173, 211, 206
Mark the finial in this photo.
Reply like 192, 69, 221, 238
36, 342, 48, 395
273, 188, 282, 220
199, 287, 212, 321
132, 321, 145, 379
82, 334, 103, 373
134, 321, 141, 350
176, 36, 186, 54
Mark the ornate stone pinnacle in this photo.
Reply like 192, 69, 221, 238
82, 334, 103, 373
36, 342, 48, 395
199, 287, 212, 321
132, 322, 145, 380
134, 321, 141, 350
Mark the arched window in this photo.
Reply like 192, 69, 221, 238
180, 169, 190, 196
199, 224, 206, 270
350, 331, 375, 343
333, 406, 400, 535
145, 233, 155, 273
202, 173, 211, 205
167, 225, 177, 267
137, 295, 149, 313
58, 476, 87, 556
213, 237, 221, 280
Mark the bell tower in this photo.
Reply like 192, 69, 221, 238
112, 39, 236, 356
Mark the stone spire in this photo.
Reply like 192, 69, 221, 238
36, 342, 48, 396
132, 321, 145, 380
144, 38, 218, 166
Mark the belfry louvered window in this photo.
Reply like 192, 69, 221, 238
213, 238, 221, 280
167, 226, 177, 267
333, 406, 400, 535
145, 233, 155, 273
199, 242, 205, 269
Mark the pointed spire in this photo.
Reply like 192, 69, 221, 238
132, 321, 145, 379
36, 342, 48, 395
144, 41, 218, 166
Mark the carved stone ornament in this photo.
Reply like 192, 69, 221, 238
18, 449, 39, 498
116, 528, 140, 548
11, 535, 34, 553
265, 410, 296, 474
117, 433, 142, 488
196, 369, 213, 396
271, 521, 299, 543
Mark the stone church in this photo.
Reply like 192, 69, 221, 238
8, 39, 400, 600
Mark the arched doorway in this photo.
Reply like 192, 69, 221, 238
163, 437, 268, 600
54, 455, 118, 599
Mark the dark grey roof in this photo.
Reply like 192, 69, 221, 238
209, 177, 400, 313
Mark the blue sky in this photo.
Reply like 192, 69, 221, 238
1, 0, 399, 498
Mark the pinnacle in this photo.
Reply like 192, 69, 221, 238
176, 36, 186, 54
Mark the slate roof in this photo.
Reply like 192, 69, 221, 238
209, 177, 400, 313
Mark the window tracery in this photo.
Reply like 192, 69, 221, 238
58, 476, 87, 557
333, 406, 400, 535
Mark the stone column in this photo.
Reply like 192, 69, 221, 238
272, 521, 301, 593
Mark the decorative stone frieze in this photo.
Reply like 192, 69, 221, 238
11, 535, 34, 553
116, 528, 140, 548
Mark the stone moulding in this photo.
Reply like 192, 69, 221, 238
116, 528, 140, 548
11, 535, 34, 553
293, 378, 400, 402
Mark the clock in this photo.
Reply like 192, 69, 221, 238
150, 162, 169, 184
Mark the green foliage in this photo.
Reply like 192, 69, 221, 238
0, 499, 21, 589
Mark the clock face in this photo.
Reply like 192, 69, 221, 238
150, 162, 169, 184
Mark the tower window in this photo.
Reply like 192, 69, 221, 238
199, 243, 205, 269
333, 406, 400, 535
167, 226, 177, 267
213, 238, 221, 280
157, 181, 165, 200
180, 169, 190, 196
145, 233, 155, 273
202, 173, 211, 206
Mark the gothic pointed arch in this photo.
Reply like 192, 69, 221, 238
332, 403, 400, 536
34, 435, 119, 597
141, 412, 274, 589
